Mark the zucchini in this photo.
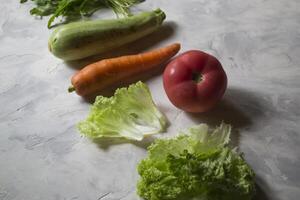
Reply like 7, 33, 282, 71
48, 9, 166, 61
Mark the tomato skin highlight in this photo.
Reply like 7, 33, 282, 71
163, 50, 227, 113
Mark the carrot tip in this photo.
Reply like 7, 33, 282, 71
68, 86, 76, 93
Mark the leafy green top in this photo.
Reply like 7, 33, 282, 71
21, 0, 141, 28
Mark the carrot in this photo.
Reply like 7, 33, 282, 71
69, 43, 181, 96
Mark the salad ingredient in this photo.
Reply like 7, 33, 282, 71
137, 123, 255, 200
21, 0, 141, 28
48, 9, 166, 60
69, 43, 181, 96
163, 50, 227, 113
78, 81, 167, 141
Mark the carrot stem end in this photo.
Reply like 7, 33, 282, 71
68, 86, 75, 93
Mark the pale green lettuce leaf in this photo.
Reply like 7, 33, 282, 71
78, 81, 167, 141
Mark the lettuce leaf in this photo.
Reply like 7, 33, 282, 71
137, 123, 255, 200
78, 81, 167, 141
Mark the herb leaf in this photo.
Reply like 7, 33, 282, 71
21, 0, 141, 28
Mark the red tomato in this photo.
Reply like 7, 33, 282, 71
163, 50, 227, 113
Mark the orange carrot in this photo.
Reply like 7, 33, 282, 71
69, 43, 181, 96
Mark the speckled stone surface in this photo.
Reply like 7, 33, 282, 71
1, 0, 300, 200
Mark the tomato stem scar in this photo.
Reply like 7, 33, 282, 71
192, 72, 202, 83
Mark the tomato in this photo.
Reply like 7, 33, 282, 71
163, 50, 227, 113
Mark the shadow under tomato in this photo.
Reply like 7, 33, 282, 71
186, 87, 268, 147
187, 89, 257, 128
186, 87, 270, 125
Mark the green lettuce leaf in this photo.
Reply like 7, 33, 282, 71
137, 123, 255, 200
78, 81, 167, 141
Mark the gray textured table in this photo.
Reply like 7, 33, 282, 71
1, 1, 300, 200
